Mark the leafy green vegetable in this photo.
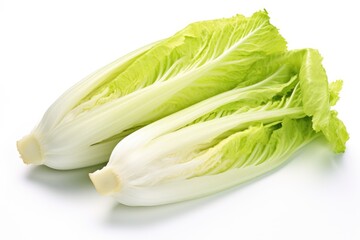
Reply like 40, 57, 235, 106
17, 11, 287, 169
89, 49, 348, 206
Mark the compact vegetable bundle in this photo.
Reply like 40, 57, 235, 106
17, 11, 348, 206
17, 11, 286, 169
89, 49, 348, 206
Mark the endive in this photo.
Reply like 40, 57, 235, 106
17, 11, 286, 169
90, 49, 348, 206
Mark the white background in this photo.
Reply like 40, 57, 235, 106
1, 0, 359, 239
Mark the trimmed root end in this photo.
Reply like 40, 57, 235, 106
89, 167, 121, 195
17, 134, 43, 165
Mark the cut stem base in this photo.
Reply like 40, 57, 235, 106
17, 134, 43, 165
89, 167, 121, 195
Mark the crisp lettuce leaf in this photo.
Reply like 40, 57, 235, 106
329, 80, 343, 106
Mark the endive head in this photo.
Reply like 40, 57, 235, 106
88, 49, 348, 206
16, 10, 287, 170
